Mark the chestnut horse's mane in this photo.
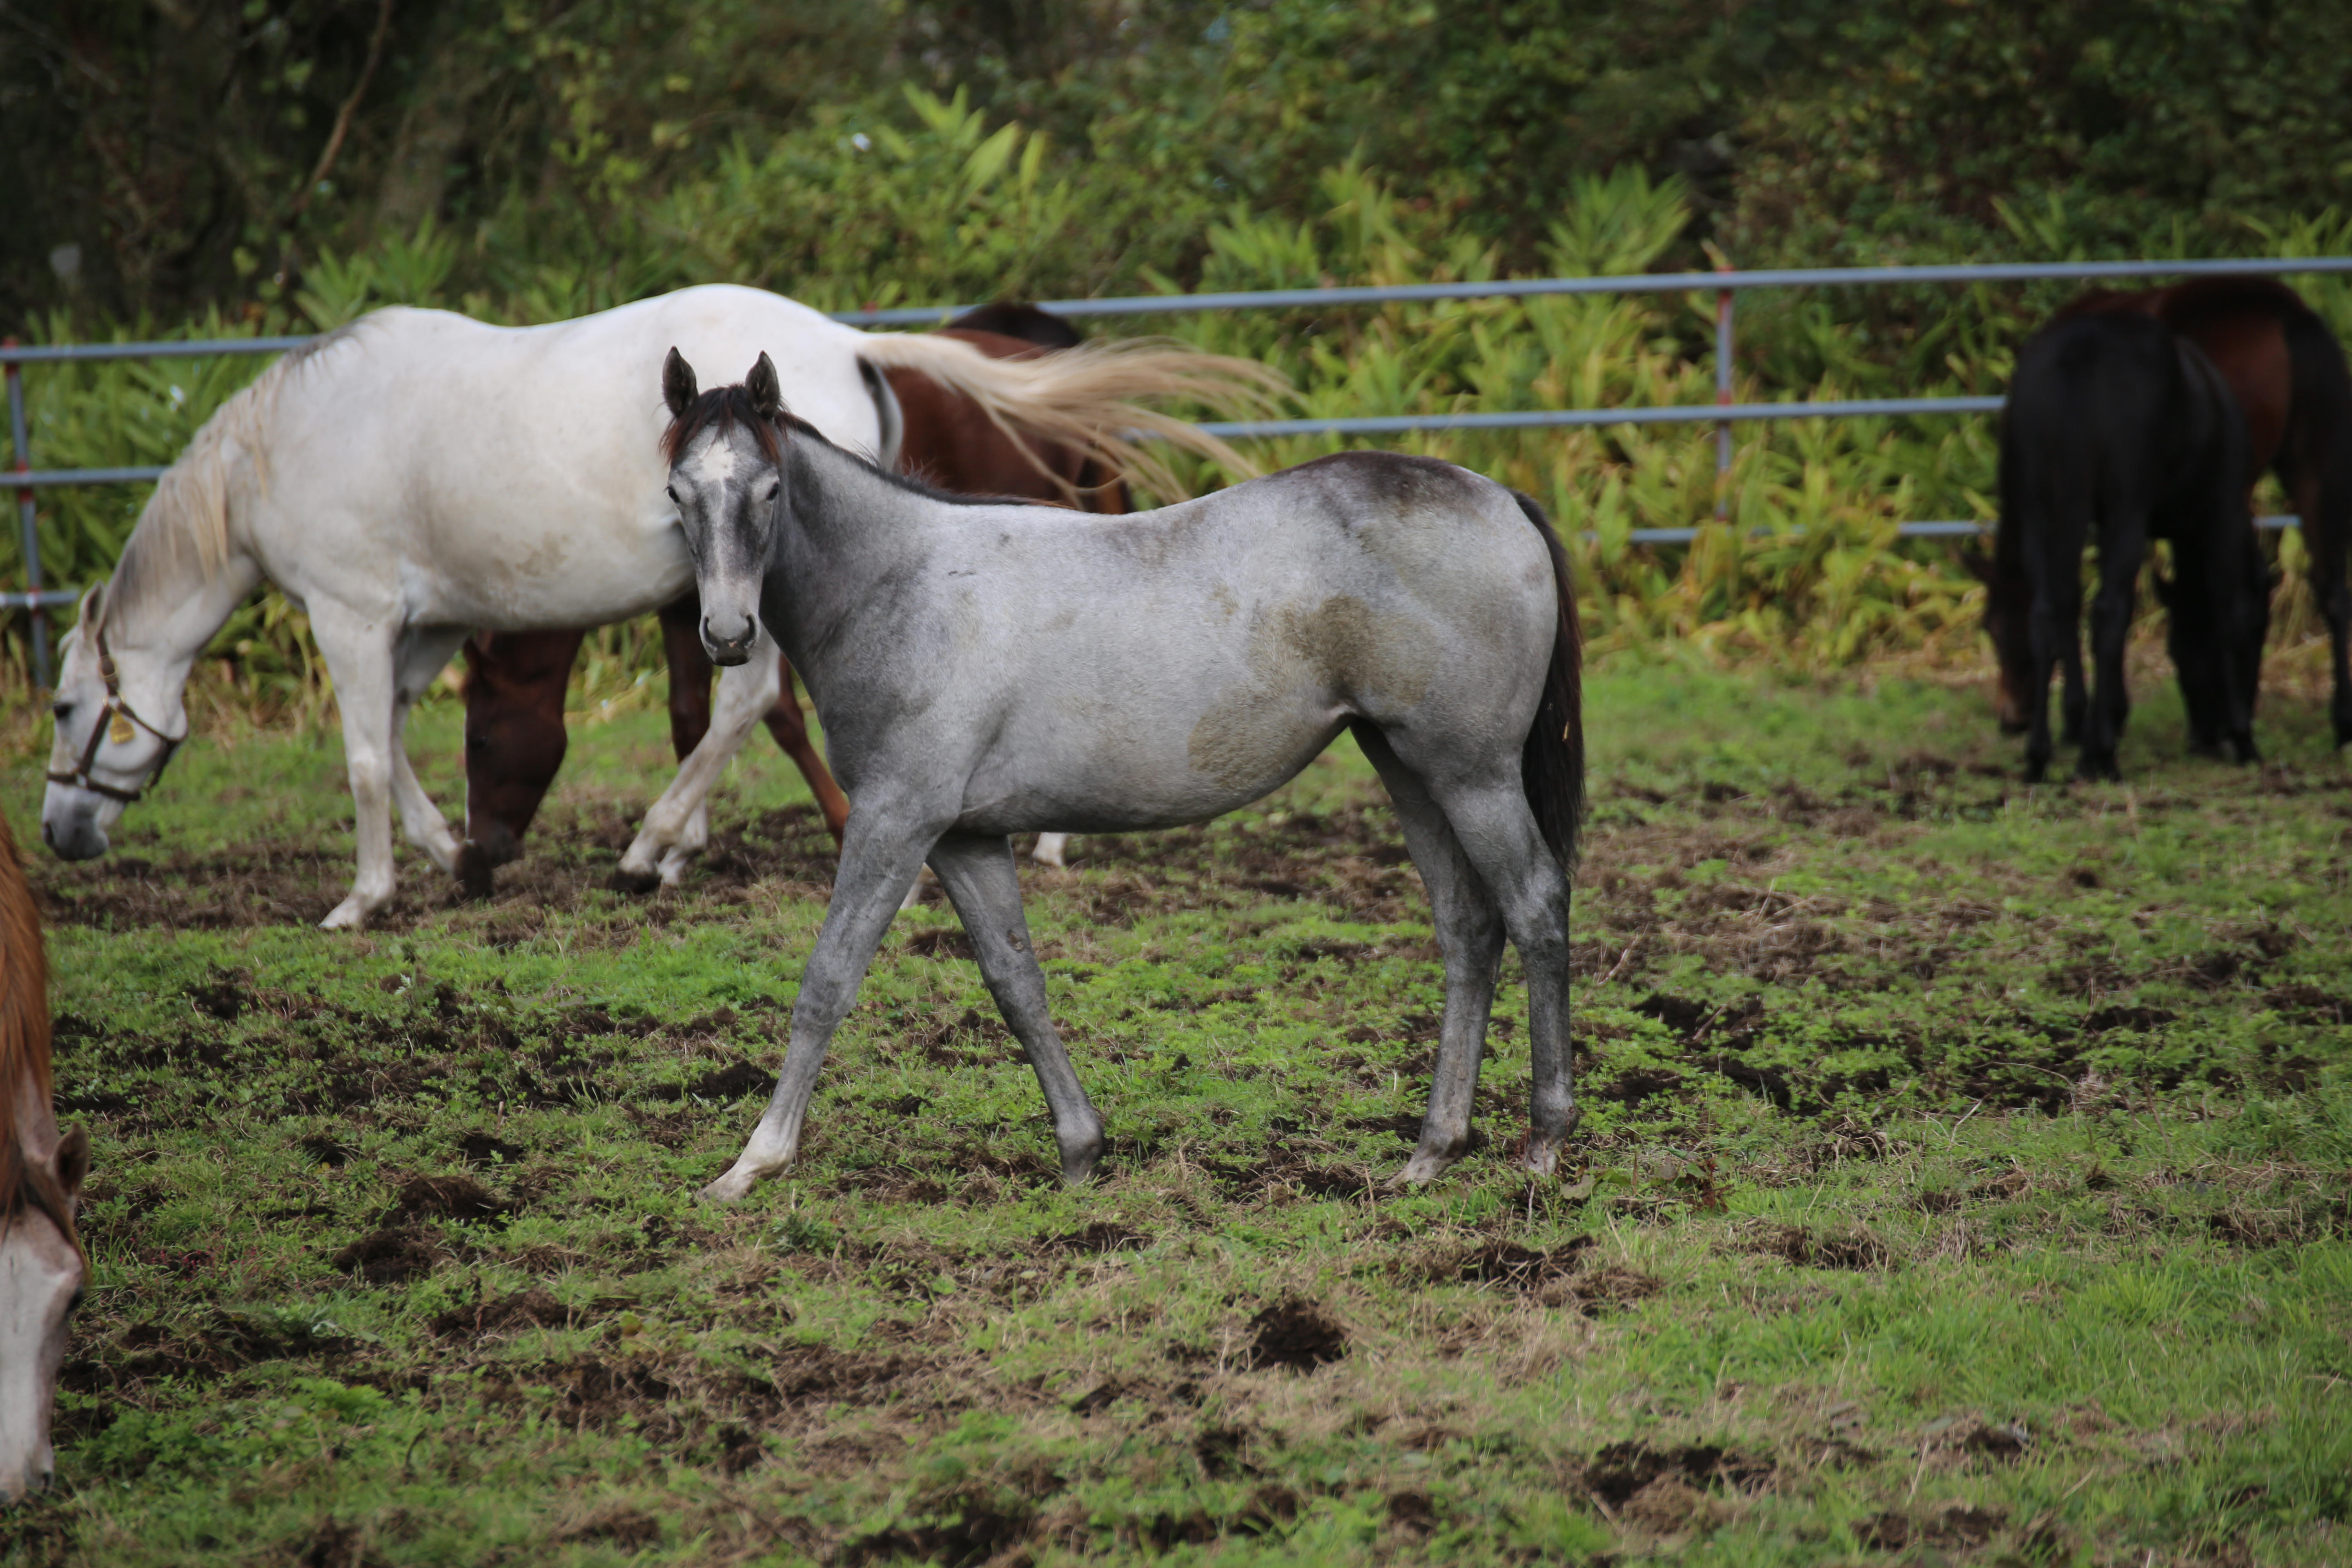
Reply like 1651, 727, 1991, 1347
0, 808, 65, 1245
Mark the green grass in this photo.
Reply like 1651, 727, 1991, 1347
2, 664, 2349, 1566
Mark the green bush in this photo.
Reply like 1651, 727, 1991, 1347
7, 83, 2352, 712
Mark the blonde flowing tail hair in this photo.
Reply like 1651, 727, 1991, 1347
852, 332, 1291, 502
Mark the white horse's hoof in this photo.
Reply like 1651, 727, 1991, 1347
657, 851, 694, 886
1032, 832, 1068, 868
420, 825, 464, 876
321, 895, 374, 930
608, 860, 663, 895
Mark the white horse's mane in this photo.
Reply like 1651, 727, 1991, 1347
106, 323, 368, 623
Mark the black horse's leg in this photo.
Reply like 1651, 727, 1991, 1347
1354, 724, 1513, 1184
2058, 628, 2089, 747
2081, 522, 2147, 781
926, 831, 1105, 1184
2296, 470, 2352, 748
2023, 583, 2069, 784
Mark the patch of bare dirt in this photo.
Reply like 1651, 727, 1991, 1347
840, 1489, 1037, 1567
1042, 803, 1419, 924
1246, 1298, 1348, 1372
1751, 1223, 1894, 1271
432, 1287, 575, 1337
332, 1225, 437, 1284
388, 1174, 512, 1223
32, 801, 843, 932
1579, 1441, 1775, 1506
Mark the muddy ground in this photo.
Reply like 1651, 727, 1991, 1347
6, 669, 2350, 1565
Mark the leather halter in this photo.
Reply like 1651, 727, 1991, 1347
44, 621, 185, 805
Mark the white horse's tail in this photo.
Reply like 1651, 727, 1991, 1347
851, 332, 1290, 501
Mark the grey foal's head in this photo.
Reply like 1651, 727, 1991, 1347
662, 348, 791, 667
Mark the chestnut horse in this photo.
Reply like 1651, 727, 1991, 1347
0, 808, 87, 1501
1970, 276, 2352, 748
456, 306, 1129, 893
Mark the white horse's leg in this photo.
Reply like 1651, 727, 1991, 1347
702, 797, 943, 1202
613, 637, 782, 892
1355, 726, 1510, 1185
386, 628, 470, 877
1031, 832, 1069, 867
306, 603, 403, 930
927, 831, 1105, 1182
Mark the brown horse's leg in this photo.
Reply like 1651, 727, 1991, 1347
662, 590, 850, 842
2291, 470, 2352, 748
458, 629, 588, 897
763, 660, 851, 841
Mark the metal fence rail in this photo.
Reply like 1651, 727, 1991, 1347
8, 254, 2350, 685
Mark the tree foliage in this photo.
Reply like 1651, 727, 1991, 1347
4, 0, 2350, 324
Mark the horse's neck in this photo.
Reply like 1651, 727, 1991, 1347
774, 439, 944, 666
112, 545, 266, 708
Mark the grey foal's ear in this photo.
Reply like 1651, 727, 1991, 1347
746, 352, 784, 421
664, 348, 698, 419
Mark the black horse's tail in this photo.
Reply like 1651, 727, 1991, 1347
2282, 301, 2352, 536
1510, 490, 1585, 873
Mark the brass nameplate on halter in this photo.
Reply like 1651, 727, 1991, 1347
108, 713, 135, 746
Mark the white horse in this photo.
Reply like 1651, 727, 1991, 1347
39, 286, 1274, 927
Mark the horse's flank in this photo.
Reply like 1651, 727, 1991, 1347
0, 809, 68, 1254
105, 326, 363, 627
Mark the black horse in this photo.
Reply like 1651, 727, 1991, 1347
1973, 309, 2270, 782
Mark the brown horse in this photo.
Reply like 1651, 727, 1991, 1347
454, 307, 1131, 893
1969, 276, 2352, 747
0, 808, 87, 1501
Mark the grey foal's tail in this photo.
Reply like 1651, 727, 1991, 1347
1510, 489, 1585, 873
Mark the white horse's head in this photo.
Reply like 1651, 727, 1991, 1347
41, 590, 187, 861
662, 348, 786, 668
0, 1121, 87, 1502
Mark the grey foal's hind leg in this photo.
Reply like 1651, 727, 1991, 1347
927, 831, 1107, 1183
701, 808, 940, 1202
1356, 726, 1508, 1184
1415, 765, 1579, 1178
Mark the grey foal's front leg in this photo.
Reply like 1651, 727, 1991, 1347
700, 812, 938, 1202
927, 831, 1106, 1183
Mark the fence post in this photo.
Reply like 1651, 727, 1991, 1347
3, 339, 46, 691
1713, 258, 1734, 524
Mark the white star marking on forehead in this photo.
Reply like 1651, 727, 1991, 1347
688, 441, 741, 485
